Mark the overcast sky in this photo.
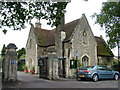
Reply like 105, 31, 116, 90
0, 0, 118, 56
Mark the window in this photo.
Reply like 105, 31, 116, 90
30, 39, 32, 48
96, 66, 103, 70
83, 31, 87, 44
68, 48, 70, 58
82, 56, 89, 66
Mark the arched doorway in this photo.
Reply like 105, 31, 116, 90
82, 56, 89, 66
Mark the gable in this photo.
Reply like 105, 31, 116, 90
28, 14, 114, 58
26, 24, 36, 48
63, 19, 80, 42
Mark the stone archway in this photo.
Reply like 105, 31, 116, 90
82, 56, 89, 66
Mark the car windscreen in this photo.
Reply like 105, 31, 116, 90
79, 66, 94, 70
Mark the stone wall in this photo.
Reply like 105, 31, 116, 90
98, 56, 113, 66
25, 26, 38, 73
63, 14, 97, 78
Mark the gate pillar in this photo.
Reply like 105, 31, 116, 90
47, 48, 59, 80
3, 43, 18, 82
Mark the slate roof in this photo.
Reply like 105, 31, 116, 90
34, 28, 55, 47
34, 19, 80, 47
64, 19, 80, 42
33, 19, 114, 57
95, 36, 114, 57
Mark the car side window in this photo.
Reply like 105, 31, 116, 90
96, 66, 104, 70
96, 66, 109, 70
103, 66, 112, 71
101, 67, 106, 70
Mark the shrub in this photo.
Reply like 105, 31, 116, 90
22, 65, 28, 70
30, 66, 35, 74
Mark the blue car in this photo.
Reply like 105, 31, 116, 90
77, 65, 119, 82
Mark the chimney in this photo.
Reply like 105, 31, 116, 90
100, 35, 103, 39
61, 31, 66, 42
35, 22, 41, 29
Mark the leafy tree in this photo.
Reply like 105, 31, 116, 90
0, 2, 68, 33
92, 2, 120, 49
1, 44, 6, 56
17, 48, 26, 59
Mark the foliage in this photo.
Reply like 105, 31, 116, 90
30, 66, 35, 74
113, 57, 118, 65
17, 48, 26, 59
22, 65, 28, 70
1, 44, 6, 56
0, 2, 68, 33
92, 2, 120, 49
77, 59, 83, 68
30, 66, 35, 71
17, 59, 25, 71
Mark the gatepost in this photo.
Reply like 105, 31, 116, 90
47, 48, 59, 80
3, 43, 18, 82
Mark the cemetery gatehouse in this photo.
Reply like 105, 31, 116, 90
25, 14, 114, 79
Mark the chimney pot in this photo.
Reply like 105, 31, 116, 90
35, 22, 41, 29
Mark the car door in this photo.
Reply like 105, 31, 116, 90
103, 66, 114, 79
96, 66, 107, 79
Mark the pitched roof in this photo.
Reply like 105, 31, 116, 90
34, 28, 55, 47
64, 19, 80, 42
33, 19, 114, 57
33, 19, 80, 46
95, 36, 114, 57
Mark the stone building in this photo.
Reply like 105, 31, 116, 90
25, 14, 114, 78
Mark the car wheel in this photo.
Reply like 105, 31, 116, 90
92, 74, 98, 82
114, 74, 119, 80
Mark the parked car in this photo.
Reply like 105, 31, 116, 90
77, 65, 119, 82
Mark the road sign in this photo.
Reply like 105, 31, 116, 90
11, 60, 14, 65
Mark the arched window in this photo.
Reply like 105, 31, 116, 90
83, 31, 87, 44
82, 56, 89, 66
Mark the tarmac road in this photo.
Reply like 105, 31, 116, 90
2, 71, 119, 89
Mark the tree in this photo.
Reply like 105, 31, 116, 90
0, 2, 68, 33
17, 48, 26, 59
92, 2, 120, 49
1, 44, 6, 56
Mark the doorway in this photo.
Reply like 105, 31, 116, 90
82, 56, 89, 66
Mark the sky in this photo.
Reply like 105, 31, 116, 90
0, 0, 118, 56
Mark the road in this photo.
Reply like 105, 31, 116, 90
2, 71, 119, 88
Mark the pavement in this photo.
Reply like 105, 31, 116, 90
2, 71, 76, 88
2, 71, 119, 89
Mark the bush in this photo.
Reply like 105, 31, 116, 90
111, 64, 120, 72
30, 66, 35, 74
22, 65, 28, 70
17, 60, 25, 71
